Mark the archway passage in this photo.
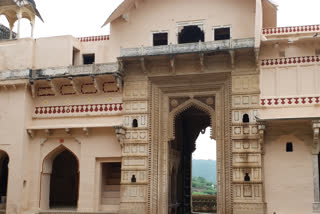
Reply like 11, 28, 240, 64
178, 25, 204, 44
168, 106, 211, 214
49, 150, 79, 209
0, 151, 9, 211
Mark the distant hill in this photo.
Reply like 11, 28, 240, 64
192, 159, 216, 184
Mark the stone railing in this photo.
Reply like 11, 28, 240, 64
261, 56, 320, 67
33, 63, 119, 80
78, 35, 110, 42
192, 195, 217, 213
120, 38, 255, 57
262, 25, 320, 35
0, 63, 120, 81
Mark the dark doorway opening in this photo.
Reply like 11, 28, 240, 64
0, 152, 8, 211
178, 25, 204, 44
50, 150, 79, 209
169, 106, 214, 214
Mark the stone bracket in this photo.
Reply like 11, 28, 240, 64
114, 126, 126, 148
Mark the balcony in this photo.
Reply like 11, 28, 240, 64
0, 63, 120, 81
33, 62, 120, 80
120, 38, 255, 58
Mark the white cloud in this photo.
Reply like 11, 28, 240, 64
193, 128, 216, 160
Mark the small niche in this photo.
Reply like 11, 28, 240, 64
132, 119, 138, 128
286, 142, 293, 152
131, 175, 136, 183
242, 114, 250, 123
244, 173, 250, 182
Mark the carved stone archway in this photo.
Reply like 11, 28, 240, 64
148, 79, 232, 214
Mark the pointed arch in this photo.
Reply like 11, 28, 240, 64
40, 145, 79, 210
168, 98, 215, 141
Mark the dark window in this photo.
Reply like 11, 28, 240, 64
178, 25, 204, 44
242, 114, 250, 123
244, 173, 250, 182
83, 54, 95, 65
131, 175, 136, 183
286, 142, 293, 152
132, 119, 138, 128
153, 33, 168, 46
214, 27, 231, 41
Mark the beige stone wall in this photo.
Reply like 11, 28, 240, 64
264, 121, 313, 214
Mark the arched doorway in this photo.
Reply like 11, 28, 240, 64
0, 151, 9, 212
168, 106, 212, 214
40, 147, 79, 210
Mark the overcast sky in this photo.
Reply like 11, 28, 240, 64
1, 0, 320, 38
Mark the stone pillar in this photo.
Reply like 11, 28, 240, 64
16, 10, 22, 39
30, 19, 35, 38
119, 80, 149, 214
312, 120, 320, 213
231, 73, 265, 214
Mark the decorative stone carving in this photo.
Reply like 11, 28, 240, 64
114, 126, 127, 148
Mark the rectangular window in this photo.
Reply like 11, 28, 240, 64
83, 54, 95, 65
214, 27, 231, 41
153, 33, 168, 46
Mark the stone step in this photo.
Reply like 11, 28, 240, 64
104, 185, 120, 191
100, 205, 120, 213
101, 197, 120, 205
102, 191, 120, 198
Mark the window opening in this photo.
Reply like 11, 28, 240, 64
132, 119, 138, 128
242, 114, 250, 123
244, 173, 250, 182
214, 27, 230, 41
153, 32, 168, 46
178, 25, 204, 44
286, 142, 293, 152
83, 54, 95, 65
131, 175, 136, 183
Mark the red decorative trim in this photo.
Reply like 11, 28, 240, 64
262, 25, 320, 35
78, 35, 110, 42
34, 103, 123, 116
261, 97, 320, 106
261, 56, 320, 67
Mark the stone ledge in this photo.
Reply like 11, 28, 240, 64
120, 38, 255, 58
0, 63, 120, 81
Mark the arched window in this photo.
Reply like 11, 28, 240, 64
244, 173, 250, 182
131, 175, 136, 183
178, 25, 204, 44
242, 114, 249, 123
132, 119, 138, 128
286, 142, 293, 152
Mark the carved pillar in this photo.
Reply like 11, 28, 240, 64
16, 10, 22, 39
258, 121, 266, 205
312, 120, 320, 213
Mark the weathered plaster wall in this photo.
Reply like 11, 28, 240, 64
108, 0, 256, 61
25, 128, 121, 212
264, 121, 313, 214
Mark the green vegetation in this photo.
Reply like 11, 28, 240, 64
192, 159, 216, 184
192, 176, 217, 195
